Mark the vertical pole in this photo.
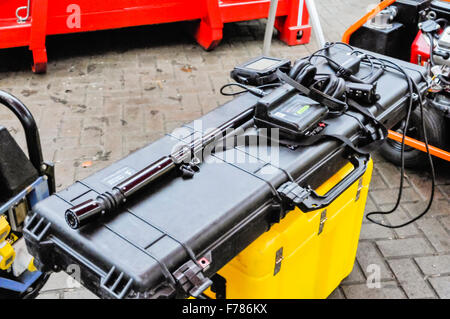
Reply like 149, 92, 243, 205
263, 0, 279, 55
305, 0, 326, 47
29, 0, 49, 73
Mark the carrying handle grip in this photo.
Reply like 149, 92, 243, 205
0, 90, 55, 193
298, 155, 369, 212
0, 90, 43, 172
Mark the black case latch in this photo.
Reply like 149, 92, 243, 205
277, 182, 312, 211
173, 260, 212, 298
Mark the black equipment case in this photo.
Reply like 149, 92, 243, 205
24, 48, 426, 299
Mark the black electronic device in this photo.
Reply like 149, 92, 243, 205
346, 82, 379, 104
231, 56, 291, 86
326, 51, 363, 77
254, 84, 329, 139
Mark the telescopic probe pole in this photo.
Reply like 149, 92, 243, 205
65, 107, 255, 229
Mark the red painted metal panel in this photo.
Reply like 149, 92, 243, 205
45, 1, 207, 34
0, 0, 28, 19
0, 24, 30, 48
410, 31, 431, 65
219, 0, 290, 23
0, 0, 311, 72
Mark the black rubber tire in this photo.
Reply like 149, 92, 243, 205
379, 106, 447, 169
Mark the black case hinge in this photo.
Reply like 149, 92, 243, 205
172, 259, 212, 298
23, 213, 52, 242
277, 181, 312, 211
100, 266, 133, 299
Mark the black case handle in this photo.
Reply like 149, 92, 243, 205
0, 90, 55, 193
299, 155, 369, 212
278, 155, 369, 213
0, 90, 43, 171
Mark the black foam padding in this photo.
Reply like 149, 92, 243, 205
0, 126, 38, 201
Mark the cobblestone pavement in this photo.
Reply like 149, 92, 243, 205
0, 0, 448, 299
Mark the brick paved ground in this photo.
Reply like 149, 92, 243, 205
0, 0, 448, 299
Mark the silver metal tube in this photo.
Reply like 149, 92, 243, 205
263, 0, 279, 56
305, 0, 326, 48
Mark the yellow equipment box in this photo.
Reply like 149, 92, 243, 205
207, 158, 373, 299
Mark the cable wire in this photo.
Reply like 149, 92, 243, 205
366, 58, 436, 228
219, 83, 281, 97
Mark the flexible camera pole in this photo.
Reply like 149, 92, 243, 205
65, 107, 255, 229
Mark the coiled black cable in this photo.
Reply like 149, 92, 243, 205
223, 44, 436, 228
297, 45, 436, 228
309, 46, 435, 228
426, 32, 436, 67
220, 82, 281, 97
366, 58, 436, 228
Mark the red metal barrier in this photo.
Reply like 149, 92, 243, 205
0, 0, 311, 73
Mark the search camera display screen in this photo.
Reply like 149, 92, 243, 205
245, 58, 280, 71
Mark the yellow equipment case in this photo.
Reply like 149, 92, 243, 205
207, 160, 373, 299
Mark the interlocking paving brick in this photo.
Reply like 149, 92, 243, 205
363, 195, 385, 225
356, 242, 394, 280
376, 162, 411, 189
388, 259, 435, 299
406, 168, 445, 201
441, 215, 450, 231
54, 160, 76, 190
402, 199, 450, 219
428, 276, 450, 299
63, 288, 99, 299
342, 281, 406, 299
414, 255, 450, 276
362, 196, 378, 224
328, 287, 345, 299
438, 185, 449, 200
370, 187, 421, 206
359, 223, 395, 240
384, 206, 421, 238
416, 218, 450, 253
35, 291, 61, 299
368, 173, 388, 191
40, 271, 72, 292
377, 238, 434, 258
342, 263, 366, 284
